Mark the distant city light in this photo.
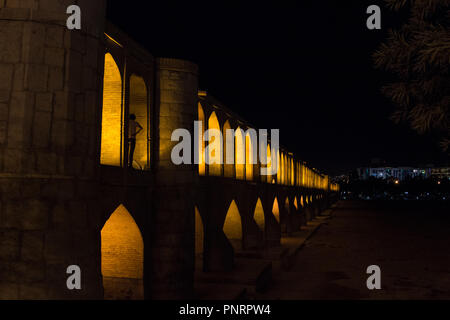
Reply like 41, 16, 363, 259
395, 180, 399, 184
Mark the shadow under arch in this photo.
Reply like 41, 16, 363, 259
101, 204, 144, 300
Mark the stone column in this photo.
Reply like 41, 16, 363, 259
0, 0, 106, 299
149, 58, 198, 299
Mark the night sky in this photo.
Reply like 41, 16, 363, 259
106, 1, 448, 175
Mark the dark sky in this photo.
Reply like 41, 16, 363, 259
106, 1, 448, 175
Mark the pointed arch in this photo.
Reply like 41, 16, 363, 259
294, 196, 298, 210
265, 143, 272, 183
292, 159, 294, 186
101, 53, 122, 166
101, 204, 143, 300
206, 111, 222, 176
272, 197, 280, 223
129, 74, 149, 170
277, 150, 281, 184
195, 206, 204, 258
253, 198, 265, 231
198, 103, 205, 175
245, 131, 255, 181
223, 200, 242, 247
300, 195, 304, 207
235, 127, 245, 180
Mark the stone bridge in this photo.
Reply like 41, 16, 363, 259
0, 1, 339, 299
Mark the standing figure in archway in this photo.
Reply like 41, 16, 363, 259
128, 113, 143, 168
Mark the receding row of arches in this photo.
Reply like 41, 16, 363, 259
194, 194, 322, 255
99, 193, 324, 300
198, 103, 332, 190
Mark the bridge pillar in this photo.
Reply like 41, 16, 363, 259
149, 58, 198, 299
0, 1, 107, 299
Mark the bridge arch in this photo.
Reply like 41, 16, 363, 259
195, 206, 204, 258
206, 111, 222, 176
101, 204, 144, 300
245, 131, 255, 181
253, 198, 265, 232
223, 200, 243, 250
198, 102, 206, 175
101, 53, 122, 167
272, 197, 280, 223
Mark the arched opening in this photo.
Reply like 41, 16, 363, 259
272, 197, 280, 223
198, 103, 205, 175
265, 144, 272, 183
279, 153, 284, 184
291, 158, 294, 185
253, 198, 265, 232
294, 196, 298, 210
129, 75, 149, 170
300, 195, 304, 207
101, 53, 122, 166
195, 206, 204, 258
223, 200, 242, 249
101, 205, 144, 300
245, 131, 254, 181
207, 111, 222, 176
235, 127, 245, 180
223, 120, 234, 178
287, 156, 290, 185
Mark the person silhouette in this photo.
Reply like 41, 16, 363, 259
128, 113, 143, 168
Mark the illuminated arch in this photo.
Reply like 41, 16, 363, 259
235, 127, 245, 180
272, 197, 280, 223
101, 204, 143, 300
223, 200, 242, 247
129, 75, 148, 170
245, 131, 254, 181
287, 156, 290, 185
291, 158, 294, 185
253, 198, 265, 232
101, 53, 122, 166
300, 195, 304, 207
294, 196, 298, 210
195, 206, 204, 258
207, 111, 222, 176
265, 144, 272, 183
198, 103, 205, 175
223, 120, 234, 178
277, 150, 281, 184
